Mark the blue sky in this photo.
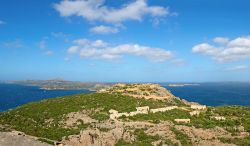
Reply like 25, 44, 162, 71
0, 0, 250, 82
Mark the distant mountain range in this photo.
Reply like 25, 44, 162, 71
9, 79, 112, 91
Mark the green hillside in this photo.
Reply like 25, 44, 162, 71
0, 93, 177, 141
0, 89, 250, 146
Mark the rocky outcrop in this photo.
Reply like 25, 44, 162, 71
145, 121, 180, 145
0, 131, 51, 146
62, 128, 119, 146
61, 120, 132, 146
175, 125, 235, 146
61, 110, 97, 128
61, 120, 155, 146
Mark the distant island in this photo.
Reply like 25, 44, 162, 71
168, 83, 200, 87
9, 79, 111, 91
0, 83, 249, 146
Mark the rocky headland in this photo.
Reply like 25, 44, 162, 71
0, 84, 249, 146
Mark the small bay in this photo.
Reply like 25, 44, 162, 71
0, 83, 92, 112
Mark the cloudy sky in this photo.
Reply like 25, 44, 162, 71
0, 0, 250, 82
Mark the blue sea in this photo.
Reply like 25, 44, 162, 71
0, 82, 250, 112
162, 82, 250, 106
0, 83, 92, 112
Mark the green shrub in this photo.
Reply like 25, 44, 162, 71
171, 127, 192, 146
219, 137, 250, 145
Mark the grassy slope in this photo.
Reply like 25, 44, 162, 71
0, 92, 250, 145
0, 93, 170, 140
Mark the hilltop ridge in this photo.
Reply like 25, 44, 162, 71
99, 83, 175, 100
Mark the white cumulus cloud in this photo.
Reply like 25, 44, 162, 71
67, 46, 80, 55
90, 25, 119, 34
54, 0, 170, 24
192, 43, 219, 55
67, 38, 173, 62
225, 65, 248, 71
73, 39, 108, 47
213, 37, 229, 44
192, 36, 250, 62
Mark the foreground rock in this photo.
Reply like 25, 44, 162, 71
0, 131, 51, 146
60, 119, 240, 146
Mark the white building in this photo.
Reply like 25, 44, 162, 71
190, 110, 200, 116
211, 116, 226, 121
109, 106, 150, 119
191, 105, 206, 110
174, 119, 191, 123
136, 106, 149, 114
150, 106, 177, 113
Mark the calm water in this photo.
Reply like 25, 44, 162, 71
162, 82, 250, 106
0, 83, 92, 112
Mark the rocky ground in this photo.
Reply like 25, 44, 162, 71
0, 131, 51, 146
59, 118, 243, 146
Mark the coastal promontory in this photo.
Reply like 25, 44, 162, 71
0, 84, 250, 146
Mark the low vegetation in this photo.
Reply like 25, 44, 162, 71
171, 127, 192, 146
116, 129, 161, 146
219, 137, 250, 145
0, 93, 171, 141
189, 106, 250, 134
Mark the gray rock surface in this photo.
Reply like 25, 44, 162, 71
0, 131, 51, 146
